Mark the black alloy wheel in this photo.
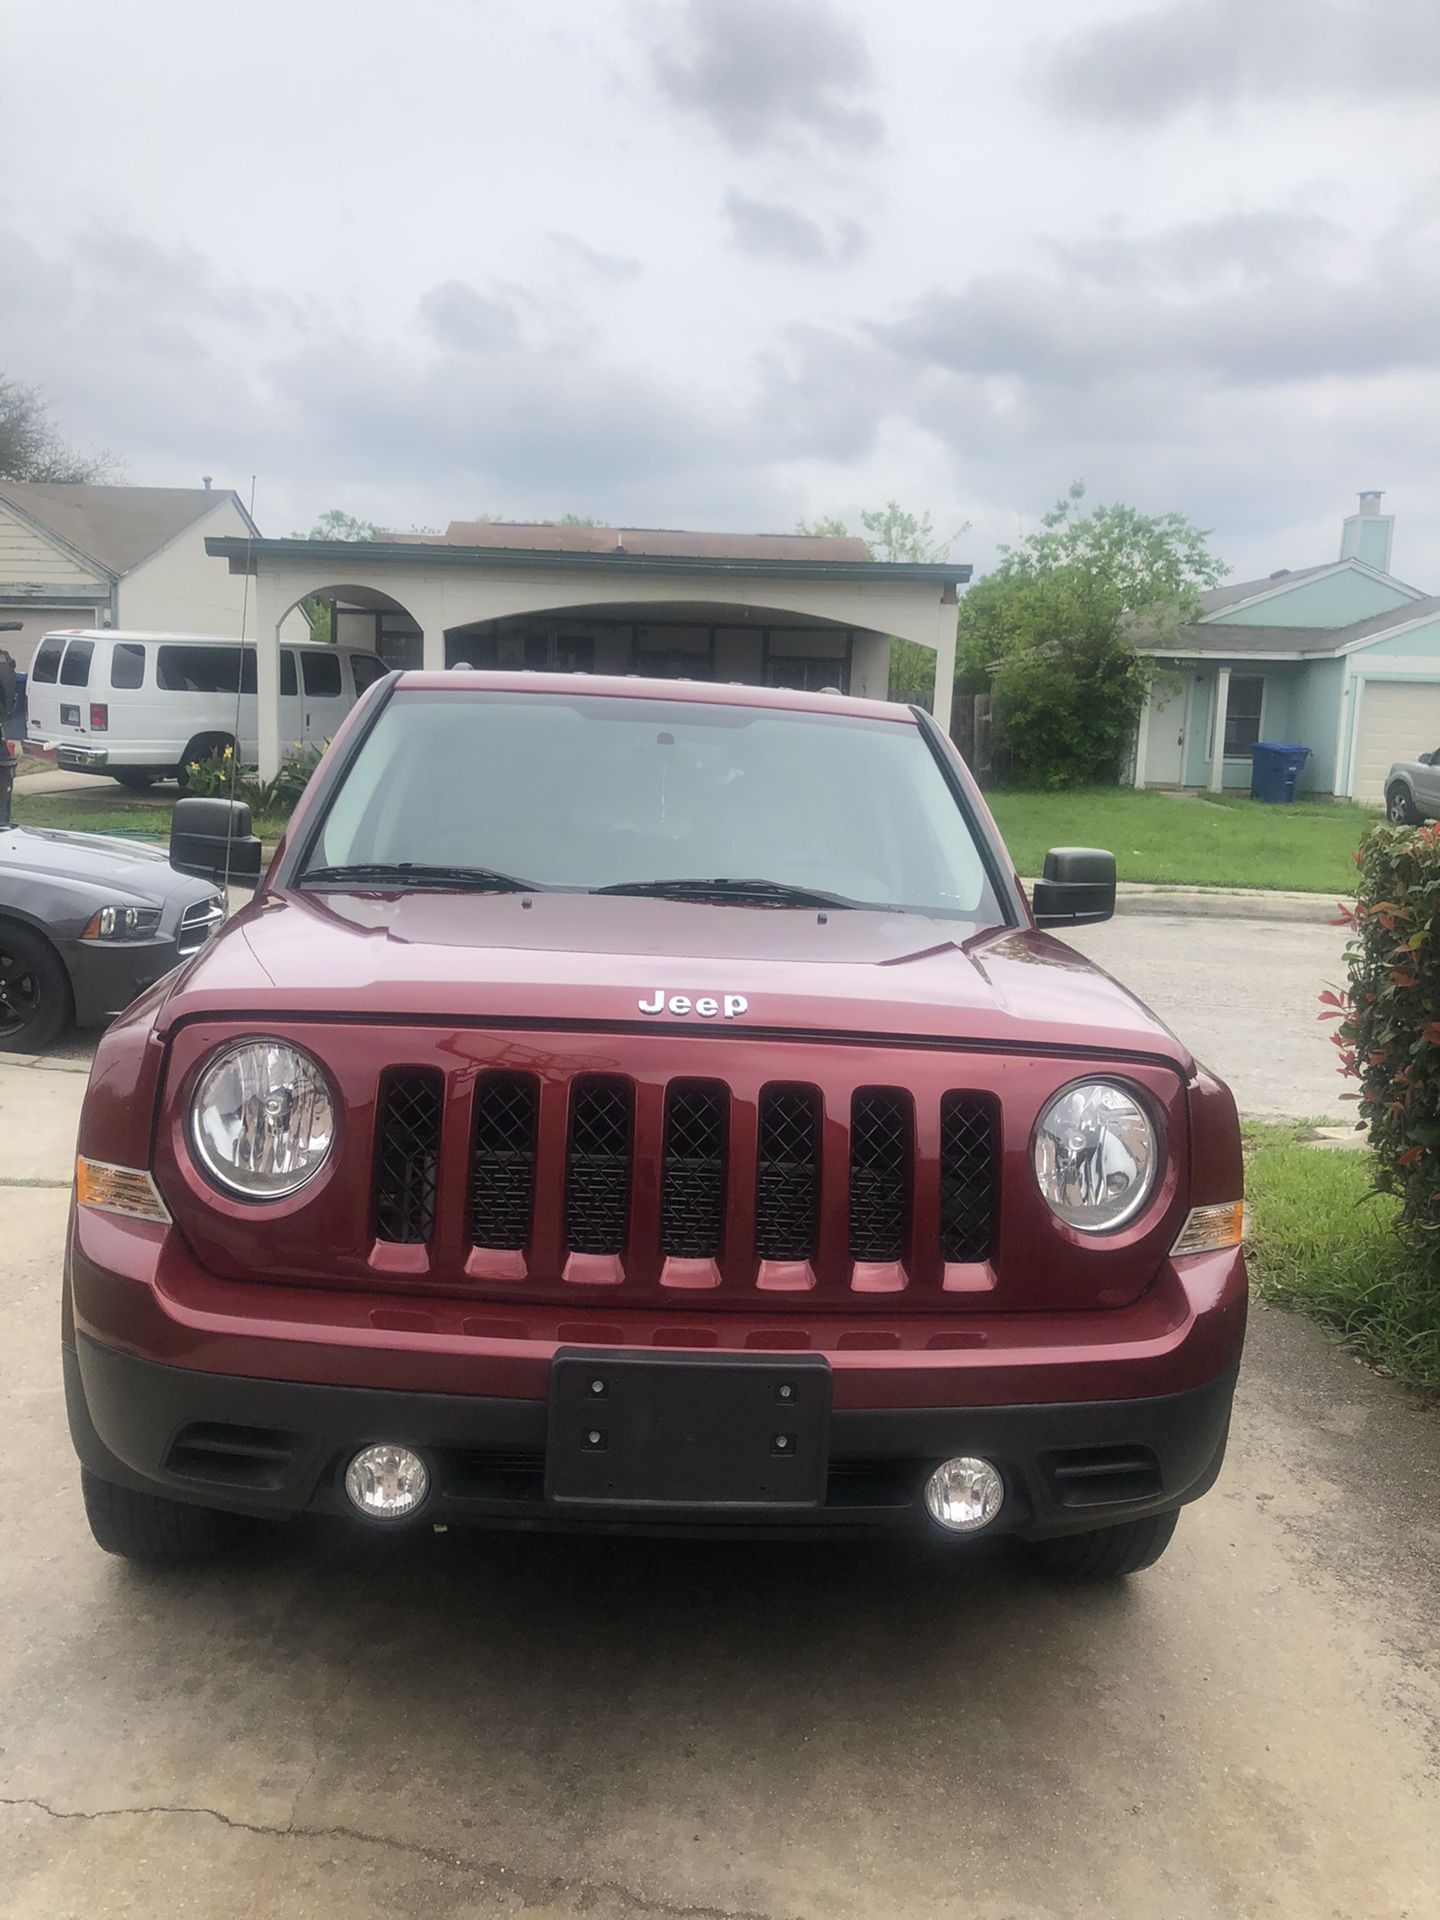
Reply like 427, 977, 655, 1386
0, 923, 71, 1051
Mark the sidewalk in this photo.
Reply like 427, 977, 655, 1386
1024, 877, 1342, 926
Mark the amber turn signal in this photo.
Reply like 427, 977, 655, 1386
1170, 1200, 1245, 1258
75, 1156, 171, 1224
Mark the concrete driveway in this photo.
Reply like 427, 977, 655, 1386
2, 914, 1436, 1918
1067, 914, 1352, 1122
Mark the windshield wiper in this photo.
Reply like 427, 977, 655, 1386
594, 875, 861, 909
299, 862, 536, 893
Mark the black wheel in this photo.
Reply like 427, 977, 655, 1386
1386, 784, 1422, 826
80, 1469, 231, 1562
175, 734, 237, 792
112, 769, 154, 792
0, 920, 72, 1052
1023, 1510, 1178, 1580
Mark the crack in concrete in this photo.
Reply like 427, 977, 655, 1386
0, 1795, 781, 1920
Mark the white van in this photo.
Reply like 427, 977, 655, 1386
25, 630, 390, 788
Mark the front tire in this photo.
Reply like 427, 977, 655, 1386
1023, 1510, 1178, 1580
0, 920, 72, 1052
81, 1469, 231, 1562
1387, 784, 1422, 826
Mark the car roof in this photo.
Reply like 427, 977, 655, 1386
38, 629, 373, 652
395, 669, 918, 724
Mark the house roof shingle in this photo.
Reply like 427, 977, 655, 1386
394, 521, 874, 563
1150, 595, 1440, 660
0, 483, 241, 575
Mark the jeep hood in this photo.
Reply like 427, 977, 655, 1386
157, 887, 1191, 1068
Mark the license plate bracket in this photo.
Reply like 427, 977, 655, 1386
546, 1348, 832, 1510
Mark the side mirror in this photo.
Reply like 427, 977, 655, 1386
1031, 846, 1116, 929
170, 796, 263, 890
1420, 752, 1437, 767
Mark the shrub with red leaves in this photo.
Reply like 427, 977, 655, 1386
1331, 822, 1440, 1285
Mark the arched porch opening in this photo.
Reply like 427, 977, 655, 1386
441, 600, 896, 700
277, 582, 425, 670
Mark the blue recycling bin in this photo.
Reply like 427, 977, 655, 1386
1250, 741, 1310, 804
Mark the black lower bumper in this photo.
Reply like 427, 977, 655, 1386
66, 1335, 1238, 1541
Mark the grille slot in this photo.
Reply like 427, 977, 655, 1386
755, 1086, 820, 1260
374, 1070, 443, 1244
661, 1082, 728, 1257
849, 1090, 911, 1262
470, 1074, 539, 1248
165, 1423, 298, 1491
939, 1094, 998, 1262
177, 894, 224, 956
1047, 1445, 1161, 1509
565, 1079, 634, 1255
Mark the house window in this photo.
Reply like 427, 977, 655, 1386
1223, 675, 1264, 757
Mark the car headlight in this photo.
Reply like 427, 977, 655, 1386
190, 1039, 336, 1199
1032, 1081, 1158, 1232
81, 905, 162, 941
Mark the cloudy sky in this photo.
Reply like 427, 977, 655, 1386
4, 0, 1439, 584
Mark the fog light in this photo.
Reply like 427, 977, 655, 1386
924, 1456, 1005, 1533
344, 1444, 429, 1521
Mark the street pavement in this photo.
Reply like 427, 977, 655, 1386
1, 912, 1435, 1918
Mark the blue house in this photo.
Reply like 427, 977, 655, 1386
1132, 493, 1440, 804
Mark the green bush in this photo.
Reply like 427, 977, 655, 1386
1331, 822, 1440, 1305
183, 741, 326, 821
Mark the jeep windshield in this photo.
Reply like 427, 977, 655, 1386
297, 689, 1005, 921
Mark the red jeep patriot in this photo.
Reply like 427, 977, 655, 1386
64, 673, 1246, 1578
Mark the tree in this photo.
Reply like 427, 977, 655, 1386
298, 508, 386, 543
963, 484, 1227, 789
0, 375, 119, 483
795, 502, 969, 705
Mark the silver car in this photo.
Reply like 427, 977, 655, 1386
1384, 752, 1440, 826
0, 822, 222, 1051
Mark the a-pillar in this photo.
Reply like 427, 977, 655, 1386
931, 585, 958, 732
1209, 666, 1231, 794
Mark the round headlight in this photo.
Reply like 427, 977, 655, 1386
191, 1039, 335, 1199
1032, 1080, 1158, 1232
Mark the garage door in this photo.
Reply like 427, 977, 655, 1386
1352, 680, 1440, 806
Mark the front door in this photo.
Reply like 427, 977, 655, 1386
1146, 674, 1188, 786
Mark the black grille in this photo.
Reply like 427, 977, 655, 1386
755, 1087, 819, 1260
374, 1070, 443, 1244
565, 1079, 633, 1255
939, 1094, 997, 1262
661, 1082, 728, 1258
849, 1090, 911, 1262
470, 1074, 539, 1248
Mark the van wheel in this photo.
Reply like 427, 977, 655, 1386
112, 769, 154, 792
0, 920, 72, 1052
175, 734, 237, 792
1386, 784, 1422, 826
1022, 1510, 1178, 1581
80, 1469, 231, 1562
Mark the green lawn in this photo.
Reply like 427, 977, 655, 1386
987, 786, 1375, 894
12, 785, 286, 843
1244, 1123, 1439, 1391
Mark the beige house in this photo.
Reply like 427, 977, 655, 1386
0, 482, 305, 675
206, 520, 970, 778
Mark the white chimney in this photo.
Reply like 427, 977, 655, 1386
1340, 491, 1394, 573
